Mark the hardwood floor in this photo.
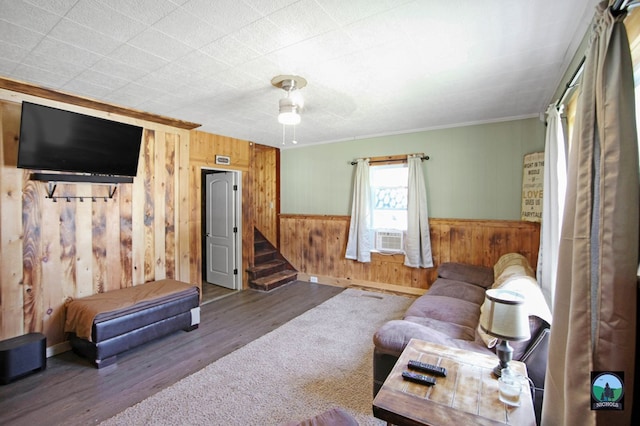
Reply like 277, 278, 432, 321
0, 281, 343, 426
201, 281, 237, 303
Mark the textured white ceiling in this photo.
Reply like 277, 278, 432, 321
0, 0, 600, 147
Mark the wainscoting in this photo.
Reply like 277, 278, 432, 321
280, 215, 540, 295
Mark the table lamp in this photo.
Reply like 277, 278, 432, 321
479, 288, 530, 377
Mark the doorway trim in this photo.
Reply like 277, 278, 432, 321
200, 167, 243, 291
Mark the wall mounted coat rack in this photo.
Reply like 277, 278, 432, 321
44, 182, 118, 202
30, 173, 133, 202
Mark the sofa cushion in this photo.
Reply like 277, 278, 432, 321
437, 262, 494, 288
404, 315, 476, 341
373, 320, 495, 357
427, 278, 486, 306
404, 295, 480, 330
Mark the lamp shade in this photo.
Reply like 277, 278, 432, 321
479, 289, 530, 341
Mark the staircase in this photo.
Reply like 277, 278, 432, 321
248, 228, 298, 291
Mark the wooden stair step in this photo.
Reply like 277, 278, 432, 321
247, 260, 289, 279
255, 247, 277, 263
248, 259, 286, 272
255, 247, 275, 255
254, 239, 270, 249
249, 270, 298, 291
252, 228, 297, 292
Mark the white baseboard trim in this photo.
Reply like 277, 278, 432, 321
46, 341, 71, 358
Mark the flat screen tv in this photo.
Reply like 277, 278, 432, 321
17, 102, 143, 178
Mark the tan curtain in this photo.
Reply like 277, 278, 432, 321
345, 159, 371, 262
542, 2, 638, 425
404, 154, 433, 268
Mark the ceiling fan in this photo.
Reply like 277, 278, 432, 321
271, 74, 307, 126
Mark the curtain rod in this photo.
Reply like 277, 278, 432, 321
556, 57, 585, 107
613, 0, 632, 12
350, 155, 429, 165
555, 0, 639, 108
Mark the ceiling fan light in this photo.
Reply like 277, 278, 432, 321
273, 75, 306, 128
278, 97, 301, 125
278, 111, 301, 125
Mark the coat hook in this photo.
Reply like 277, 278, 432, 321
66, 197, 71, 202
92, 197, 96, 202
79, 197, 84, 202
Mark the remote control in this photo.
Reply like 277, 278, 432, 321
408, 360, 447, 377
401, 370, 436, 386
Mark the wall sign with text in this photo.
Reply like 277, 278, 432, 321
521, 152, 544, 222
215, 155, 231, 165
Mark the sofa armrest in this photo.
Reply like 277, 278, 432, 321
373, 320, 464, 357
518, 325, 549, 426
519, 325, 550, 390
373, 320, 432, 357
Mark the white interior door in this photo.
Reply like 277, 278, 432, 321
205, 171, 238, 289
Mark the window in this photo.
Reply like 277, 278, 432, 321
346, 153, 432, 262
370, 164, 408, 231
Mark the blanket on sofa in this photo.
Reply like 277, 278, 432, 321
64, 279, 197, 341
479, 254, 552, 347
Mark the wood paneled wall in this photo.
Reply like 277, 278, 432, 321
280, 215, 540, 295
0, 100, 190, 350
188, 131, 254, 289
187, 136, 281, 289
1, 105, 274, 350
254, 145, 279, 246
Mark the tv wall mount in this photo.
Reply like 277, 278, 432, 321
30, 173, 133, 202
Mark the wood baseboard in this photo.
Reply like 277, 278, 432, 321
296, 272, 427, 297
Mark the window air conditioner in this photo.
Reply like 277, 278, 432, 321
375, 230, 404, 252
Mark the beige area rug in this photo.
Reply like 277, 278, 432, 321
101, 288, 414, 426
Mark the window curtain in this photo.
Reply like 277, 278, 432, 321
536, 104, 567, 313
404, 155, 433, 268
542, 2, 638, 425
345, 158, 371, 262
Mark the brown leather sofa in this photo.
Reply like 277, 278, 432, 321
373, 255, 550, 424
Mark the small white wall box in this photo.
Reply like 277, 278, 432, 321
190, 307, 201, 326
375, 230, 403, 251
0, 332, 46, 384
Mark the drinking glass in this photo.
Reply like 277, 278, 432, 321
498, 368, 523, 406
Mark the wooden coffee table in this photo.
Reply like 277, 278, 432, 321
372, 339, 536, 425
